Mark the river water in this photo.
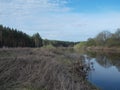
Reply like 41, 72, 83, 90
84, 52, 120, 90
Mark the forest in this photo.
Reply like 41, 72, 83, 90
0, 25, 75, 48
75, 29, 120, 50
86, 29, 120, 47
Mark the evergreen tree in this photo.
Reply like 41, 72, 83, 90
32, 33, 43, 47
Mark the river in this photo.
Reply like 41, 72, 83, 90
84, 52, 120, 90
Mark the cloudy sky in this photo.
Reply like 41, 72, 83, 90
0, 0, 120, 41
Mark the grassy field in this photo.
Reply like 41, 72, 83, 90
0, 47, 98, 90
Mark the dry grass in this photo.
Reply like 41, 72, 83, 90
0, 48, 98, 90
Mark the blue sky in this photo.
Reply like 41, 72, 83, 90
0, 0, 120, 41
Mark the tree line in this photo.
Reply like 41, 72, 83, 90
43, 39, 75, 47
0, 25, 75, 48
86, 29, 120, 47
74, 29, 120, 50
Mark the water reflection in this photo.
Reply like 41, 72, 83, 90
84, 52, 120, 90
86, 52, 120, 71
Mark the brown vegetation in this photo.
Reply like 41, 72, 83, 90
0, 48, 97, 90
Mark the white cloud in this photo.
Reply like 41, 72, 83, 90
31, 12, 120, 41
0, 0, 70, 16
0, 0, 120, 41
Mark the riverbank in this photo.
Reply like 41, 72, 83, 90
86, 46, 120, 53
0, 47, 98, 90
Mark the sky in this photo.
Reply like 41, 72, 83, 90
0, 0, 120, 41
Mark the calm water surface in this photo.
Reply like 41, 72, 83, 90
84, 52, 120, 90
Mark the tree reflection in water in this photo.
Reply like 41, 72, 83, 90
86, 51, 120, 72
83, 51, 120, 90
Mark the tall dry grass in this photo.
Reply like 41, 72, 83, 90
0, 48, 98, 90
